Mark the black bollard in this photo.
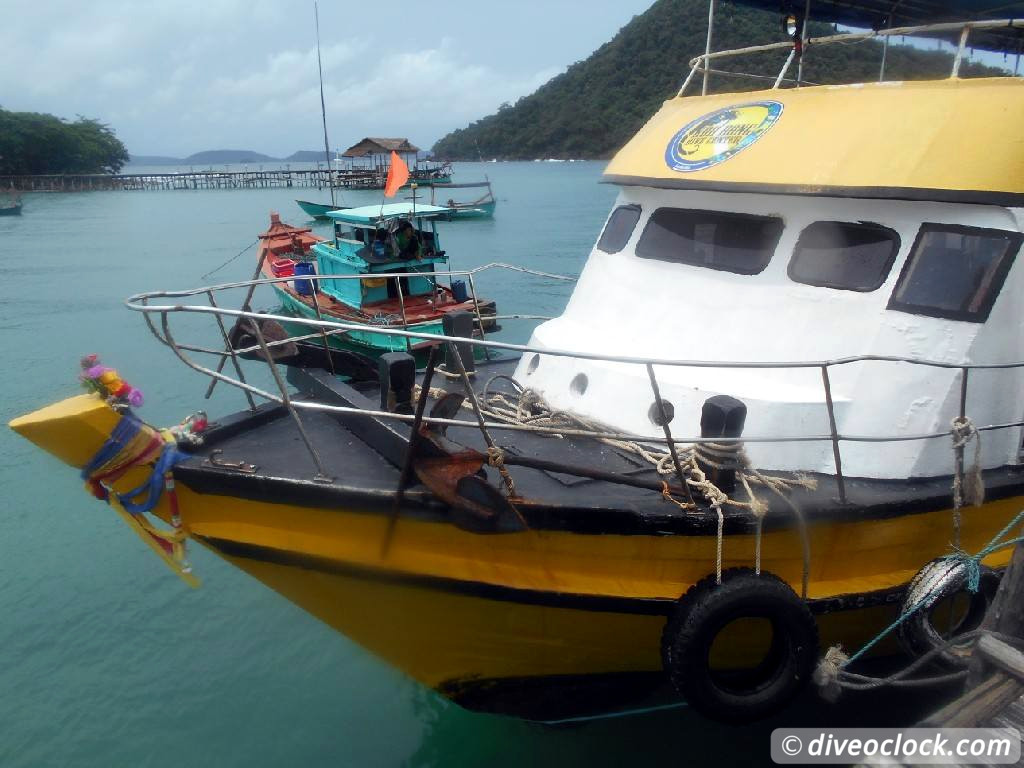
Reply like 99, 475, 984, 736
442, 311, 475, 374
379, 352, 416, 415
699, 395, 747, 494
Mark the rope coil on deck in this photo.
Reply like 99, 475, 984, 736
420, 375, 817, 595
490, 379, 815, 587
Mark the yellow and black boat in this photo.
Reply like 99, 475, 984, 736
12, 3, 1024, 724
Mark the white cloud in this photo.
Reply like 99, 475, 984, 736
98, 68, 146, 90
0, 0, 653, 155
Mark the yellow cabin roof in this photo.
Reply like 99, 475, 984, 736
603, 77, 1024, 206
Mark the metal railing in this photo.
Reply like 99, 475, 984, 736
127, 265, 1024, 506
678, 18, 1024, 96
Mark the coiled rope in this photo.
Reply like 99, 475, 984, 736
418, 375, 816, 595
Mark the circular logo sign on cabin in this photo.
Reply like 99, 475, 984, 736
665, 101, 783, 172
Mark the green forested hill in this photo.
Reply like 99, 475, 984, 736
432, 0, 1004, 160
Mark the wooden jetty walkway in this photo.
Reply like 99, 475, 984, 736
0, 168, 348, 192
0, 164, 452, 193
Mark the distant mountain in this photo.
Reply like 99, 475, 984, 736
128, 149, 333, 166
183, 149, 276, 164
283, 150, 332, 162
432, 0, 1005, 160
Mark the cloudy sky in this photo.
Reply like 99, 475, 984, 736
0, 0, 656, 158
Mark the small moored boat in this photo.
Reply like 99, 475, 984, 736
258, 204, 497, 362
428, 181, 496, 220
295, 199, 347, 220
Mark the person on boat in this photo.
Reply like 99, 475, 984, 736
394, 220, 421, 260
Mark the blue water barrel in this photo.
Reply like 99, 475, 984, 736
294, 261, 316, 295
451, 279, 468, 303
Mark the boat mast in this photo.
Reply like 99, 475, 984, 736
702, 0, 716, 95
795, 0, 811, 86
314, 1, 336, 207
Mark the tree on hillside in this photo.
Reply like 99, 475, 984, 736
0, 108, 130, 175
432, 0, 1006, 160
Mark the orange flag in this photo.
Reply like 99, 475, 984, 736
384, 151, 410, 198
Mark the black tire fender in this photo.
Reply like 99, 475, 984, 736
896, 558, 1000, 668
661, 568, 819, 723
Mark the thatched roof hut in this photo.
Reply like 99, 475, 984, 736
342, 138, 420, 157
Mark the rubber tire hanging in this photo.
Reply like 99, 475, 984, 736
896, 558, 1001, 668
661, 568, 818, 723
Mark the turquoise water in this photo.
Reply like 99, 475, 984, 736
1, 162, 934, 767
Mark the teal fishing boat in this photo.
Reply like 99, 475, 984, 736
428, 181, 496, 220
295, 199, 346, 220
256, 205, 496, 363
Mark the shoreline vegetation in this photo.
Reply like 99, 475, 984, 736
0, 108, 129, 175
430, 0, 1006, 161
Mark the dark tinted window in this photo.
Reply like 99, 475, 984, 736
889, 224, 1021, 322
596, 205, 641, 253
789, 221, 900, 291
635, 208, 783, 275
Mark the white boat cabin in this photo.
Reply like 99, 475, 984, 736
516, 79, 1024, 480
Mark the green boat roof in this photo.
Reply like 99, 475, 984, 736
326, 202, 450, 226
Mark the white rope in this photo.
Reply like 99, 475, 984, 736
951, 416, 985, 550
432, 363, 474, 380
952, 416, 985, 507
813, 645, 850, 703
476, 378, 815, 501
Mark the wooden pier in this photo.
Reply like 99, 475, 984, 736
0, 164, 452, 193
0, 169, 337, 192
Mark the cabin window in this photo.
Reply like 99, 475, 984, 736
788, 221, 900, 291
888, 224, 1022, 322
596, 205, 641, 254
635, 208, 783, 275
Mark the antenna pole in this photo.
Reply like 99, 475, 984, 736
314, 1, 336, 206
796, 0, 811, 86
702, 0, 717, 95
